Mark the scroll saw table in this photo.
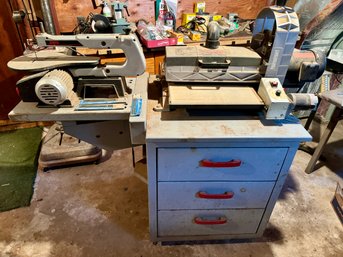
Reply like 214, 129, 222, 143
9, 73, 149, 151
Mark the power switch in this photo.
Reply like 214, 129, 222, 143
270, 81, 278, 87
275, 89, 282, 96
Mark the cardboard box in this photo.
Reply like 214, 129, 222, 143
194, 2, 206, 13
332, 182, 343, 225
169, 31, 184, 44
139, 36, 177, 48
189, 31, 201, 41
212, 15, 222, 21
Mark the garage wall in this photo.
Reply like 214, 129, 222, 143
52, 0, 272, 33
0, 0, 26, 119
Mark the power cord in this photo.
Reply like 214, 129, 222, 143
176, 16, 207, 35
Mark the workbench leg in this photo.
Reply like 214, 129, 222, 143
305, 107, 342, 174
304, 97, 321, 130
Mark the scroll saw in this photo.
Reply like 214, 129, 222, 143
8, 32, 148, 155
8, 33, 146, 107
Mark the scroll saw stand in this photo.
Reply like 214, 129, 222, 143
39, 123, 102, 171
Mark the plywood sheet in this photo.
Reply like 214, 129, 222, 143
177, 0, 269, 24
168, 84, 264, 106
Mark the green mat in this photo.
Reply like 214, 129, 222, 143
0, 127, 42, 212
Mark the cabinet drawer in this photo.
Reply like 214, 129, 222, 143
158, 209, 264, 237
158, 181, 274, 210
157, 147, 287, 181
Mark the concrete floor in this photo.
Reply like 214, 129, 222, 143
0, 120, 342, 257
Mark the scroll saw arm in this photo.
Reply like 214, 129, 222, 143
35, 33, 146, 77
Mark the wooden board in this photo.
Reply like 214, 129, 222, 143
154, 52, 165, 75
168, 85, 264, 106
0, 120, 52, 132
53, 0, 270, 33
0, 1, 25, 119
319, 88, 343, 108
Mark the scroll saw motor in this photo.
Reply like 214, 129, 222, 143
35, 69, 74, 106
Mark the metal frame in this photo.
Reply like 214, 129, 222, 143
147, 140, 302, 242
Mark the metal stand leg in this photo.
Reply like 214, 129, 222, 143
142, 144, 146, 158
132, 146, 135, 167
305, 107, 342, 174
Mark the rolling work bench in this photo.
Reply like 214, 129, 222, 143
146, 100, 311, 242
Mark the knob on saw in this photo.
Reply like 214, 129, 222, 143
35, 69, 74, 106
91, 14, 111, 33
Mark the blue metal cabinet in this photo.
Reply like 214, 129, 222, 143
146, 103, 311, 242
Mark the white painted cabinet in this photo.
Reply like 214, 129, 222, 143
146, 104, 311, 242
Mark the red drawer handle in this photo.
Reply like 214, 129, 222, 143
196, 191, 234, 199
194, 216, 227, 225
199, 159, 241, 168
